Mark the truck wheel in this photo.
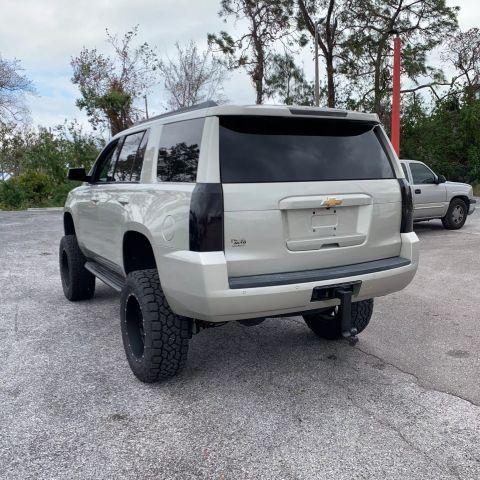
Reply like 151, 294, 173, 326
59, 235, 95, 301
442, 198, 467, 230
120, 269, 192, 383
303, 299, 374, 340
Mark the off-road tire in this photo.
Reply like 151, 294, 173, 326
120, 269, 192, 383
441, 198, 467, 230
303, 299, 374, 340
59, 235, 95, 301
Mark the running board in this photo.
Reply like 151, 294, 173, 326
85, 261, 125, 292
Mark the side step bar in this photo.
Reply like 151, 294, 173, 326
85, 261, 125, 292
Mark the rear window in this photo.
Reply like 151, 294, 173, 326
219, 116, 394, 183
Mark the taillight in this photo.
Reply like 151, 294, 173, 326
189, 183, 224, 251
398, 178, 413, 233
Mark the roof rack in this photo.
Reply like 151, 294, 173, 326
135, 100, 218, 126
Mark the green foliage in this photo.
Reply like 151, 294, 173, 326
401, 96, 480, 183
71, 26, 159, 135
265, 53, 314, 105
0, 122, 101, 210
208, 0, 294, 104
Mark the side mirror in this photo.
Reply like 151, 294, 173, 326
436, 174, 446, 184
67, 168, 90, 182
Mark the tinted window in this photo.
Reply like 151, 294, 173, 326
219, 116, 394, 183
131, 131, 149, 182
410, 163, 435, 184
114, 131, 146, 182
96, 141, 121, 183
401, 163, 409, 181
157, 118, 205, 182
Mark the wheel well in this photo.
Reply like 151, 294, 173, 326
451, 195, 469, 208
64, 212, 75, 236
123, 231, 157, 274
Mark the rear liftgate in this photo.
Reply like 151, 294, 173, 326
311, 281, 362, 345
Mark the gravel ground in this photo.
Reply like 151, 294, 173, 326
0, 209, 479, 480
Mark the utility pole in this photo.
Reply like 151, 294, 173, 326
390, 31, 401, 155
314, 18, 325, 107
144, 95, 149, 119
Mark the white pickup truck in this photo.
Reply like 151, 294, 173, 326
400, 160, 476, 229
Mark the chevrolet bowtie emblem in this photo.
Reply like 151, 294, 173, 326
324, 197, 343, 207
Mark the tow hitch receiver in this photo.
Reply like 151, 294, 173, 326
335, 286, 359, 346
311, 281, 362, 346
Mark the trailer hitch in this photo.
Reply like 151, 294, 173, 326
311, 281, 362, 346
334, 287, 358, 346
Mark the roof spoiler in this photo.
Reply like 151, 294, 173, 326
135, 100, 218, 126
289, 108, 348, 117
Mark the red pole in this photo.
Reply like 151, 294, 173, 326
391, 35, 401, 155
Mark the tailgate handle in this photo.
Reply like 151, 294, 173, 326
279, 194, 372, 210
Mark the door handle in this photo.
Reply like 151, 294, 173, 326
91, 197, 99, 204
415, 189, 421, 194
118, 197, 129, 206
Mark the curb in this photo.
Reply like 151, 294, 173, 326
27, 207, 64, 212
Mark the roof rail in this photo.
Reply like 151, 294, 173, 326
134, 100, 218, 126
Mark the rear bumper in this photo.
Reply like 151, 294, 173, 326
468, 198, 476, 215
158, 232, 419, 322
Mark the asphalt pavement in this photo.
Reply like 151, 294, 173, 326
0, 209, 479, 479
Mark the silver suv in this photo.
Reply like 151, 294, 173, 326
400, 159, 476, 229
60, 102, 419, 382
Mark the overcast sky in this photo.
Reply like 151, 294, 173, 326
1, 0, 479, 131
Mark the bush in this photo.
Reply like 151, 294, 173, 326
0, 172, 75, 210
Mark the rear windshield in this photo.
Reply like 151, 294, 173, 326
219, 116, 394, 183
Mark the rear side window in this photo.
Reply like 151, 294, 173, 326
219, 116, 394, 183
410, 163, 435, 185
157, 118, 205, 182
114, 130, 148, 182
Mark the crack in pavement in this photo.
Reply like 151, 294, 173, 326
355, 346, 480, 408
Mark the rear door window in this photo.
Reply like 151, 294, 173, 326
219, 116, 394, 183
131, 131, 149, 182
410, 163, 436, 185
157, 118, 205, 182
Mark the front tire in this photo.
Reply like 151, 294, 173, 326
303, 299, 374, 340
442, 198, 467, 230
120, 269, 192, 383
59, 235, 95, 301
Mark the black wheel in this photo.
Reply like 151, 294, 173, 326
59, 235, 95, 301
303, 299, 374, 340
442, 198, 467, 230
120, 269, 192, 383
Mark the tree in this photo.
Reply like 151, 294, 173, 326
0, 56, 35, 124
71, 26, 159, 135
208, 0, 294, 104
343, 0, 458, 119
401, 96, 480, 183
441, 28, 480, 101
159, 41, 227, 109
265, 53, 315, 105
296, 0, 348, 108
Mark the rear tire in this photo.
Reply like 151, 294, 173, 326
59, 235, 95, 301
442, 198, 467, 230
120, 269, 192, 383
303, 299, 374, 340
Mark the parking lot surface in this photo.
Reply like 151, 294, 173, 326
0, 209, 479, 479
